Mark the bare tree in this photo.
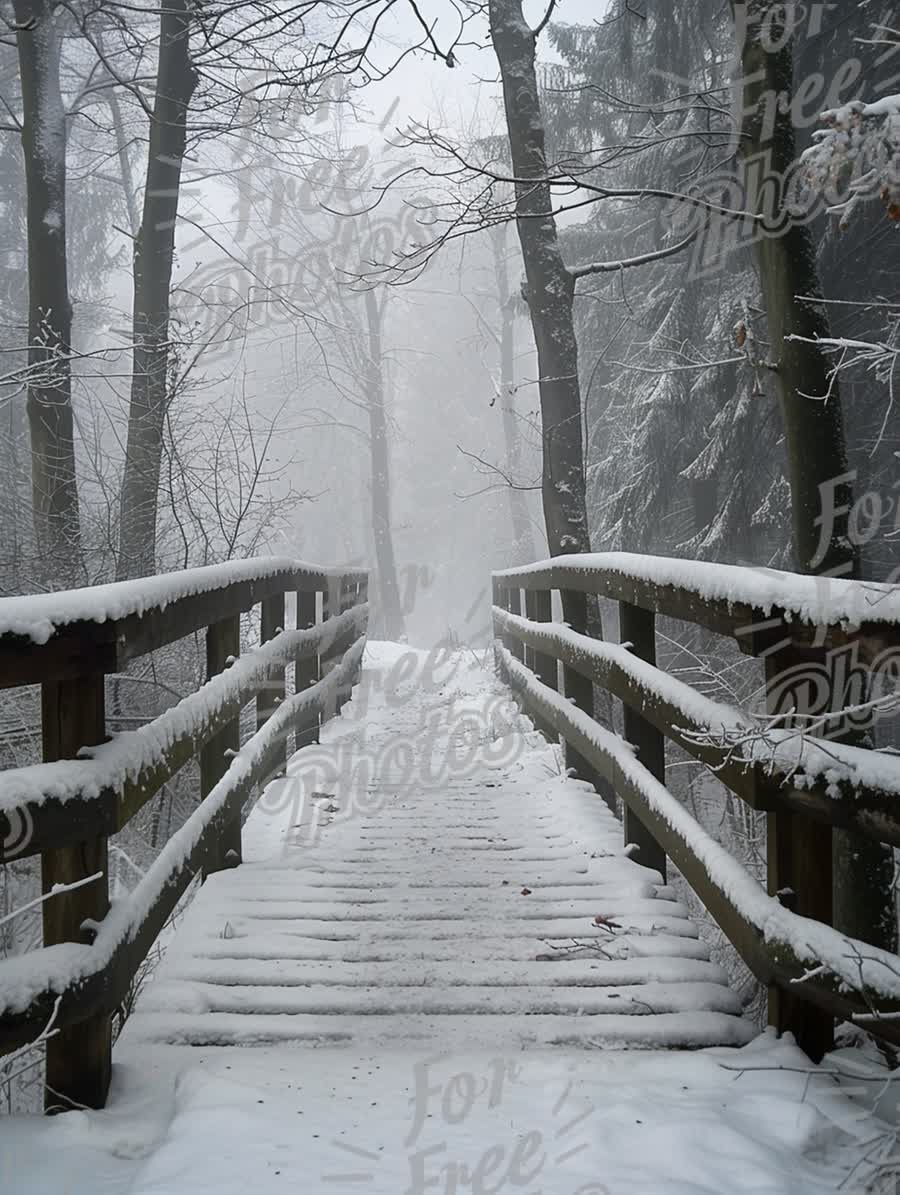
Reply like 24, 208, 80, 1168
487, 223, 536, 565
488, 0, 591, 568
117, 0, 197, 579
11, 0, 82, 582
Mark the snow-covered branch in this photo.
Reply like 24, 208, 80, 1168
801, 92, 900, 228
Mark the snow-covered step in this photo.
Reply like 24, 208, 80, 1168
138, 980, 744, 1018
174, 931, 714, 964
159, 957, 732, 988
196, 898, 692, 922
121, 649, 752, 1057
183, 915, 700, 940
123, 1010, 755, 1050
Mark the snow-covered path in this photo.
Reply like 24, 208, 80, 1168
120, 642, 752, 1052
2, 644, 897, 1193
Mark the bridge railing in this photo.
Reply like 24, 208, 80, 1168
492, 552, 900, 1061
0, 558, 368, 1110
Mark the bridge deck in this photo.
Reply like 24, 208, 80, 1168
122, 645, 753, 1054
4, 648, 888, 1194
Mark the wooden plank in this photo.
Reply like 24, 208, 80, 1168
0, 566, 367, 689
347, 581, 367, 699
1, 794, 112, 863
40, 673, 111, 1112
1, 730, 261, 1060
0, 571, 292, 688
295, 589, 320, 750
491, 579, 506, 668
619, 602, 667, 881
0, 628, 118, 689
201, 615, 242, 877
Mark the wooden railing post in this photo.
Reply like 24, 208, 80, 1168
524, 589, 558, 743
320, 576, 341, 722
257, 593, 286, 780
560, 587, 617, 812
202, 614, 241, 877
491, 577, 504, 659
507, 587, 524, 662
349, 575, 365, 693
619, 602, 667, 880
762, 647, 834, 1060
336, 576, 356, 712
295, 588, 320, 749
41, 672, 110, 1111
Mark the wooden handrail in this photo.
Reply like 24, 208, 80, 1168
0, 558, 367, 688
492, 607, 900, 846
0, 636, 366, 1057
0, 559, 369, 1111
492, 552, 900, 1063
0, 607, 367, 861
494, 552, 900, 661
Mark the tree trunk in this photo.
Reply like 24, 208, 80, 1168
489, 0, 590, 565
14, 0, 82, 584
489, 0, 615, 805
490, 226, 536, 565
117, 0, 196, 579
488, 0, 594, 634
733, 1, 896, 951
363, 288, 406, 641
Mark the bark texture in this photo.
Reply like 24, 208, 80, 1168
489, 0, 591, 568
490, 226, 537, 565
15, 0, 82, 582
734, 1, 895, 951
490, 0, 614, 802
363, 288, 406, 641
118, 0, 197, 579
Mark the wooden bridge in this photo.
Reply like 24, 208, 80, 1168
1, 552, 900, 1122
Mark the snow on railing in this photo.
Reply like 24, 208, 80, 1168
492, 551, 900, 1062
0, 561, 369, 1111
495, 551, 900, 645
0, 603, 367, 855
0, 557, 360, 645
0, 636, 366, 1022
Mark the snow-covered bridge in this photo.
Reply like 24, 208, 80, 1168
120, 641, 752, 1054
1, 556, 899, 1192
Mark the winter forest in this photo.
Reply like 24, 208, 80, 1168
1, 0, 900, 1190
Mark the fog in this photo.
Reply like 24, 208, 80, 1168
3, 1, 641, 648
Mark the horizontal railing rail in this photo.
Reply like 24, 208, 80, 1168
0, 606, 365, 861
495, 552, 900, 660
492, 551, 900, 1062
0, 558, 367, 687
492, 608, 900, 847
0, 558, 368, 1112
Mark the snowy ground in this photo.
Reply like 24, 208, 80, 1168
1, 644, 898, 1193
4, 1037, 899, 1194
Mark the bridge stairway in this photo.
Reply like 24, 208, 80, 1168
120, 645, 754, 1055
